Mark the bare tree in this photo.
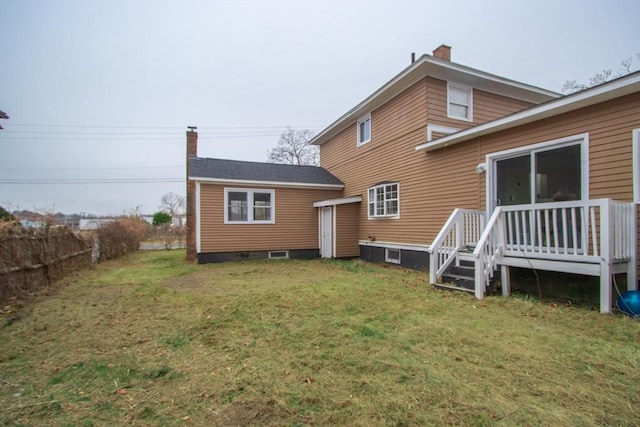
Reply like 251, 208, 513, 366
156, 192, 186, 248
0, 110, 8, 130
267, 127, 319, 166
562, 53, 640, 94
160, 192, 185, 221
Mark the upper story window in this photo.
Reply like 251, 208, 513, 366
357, 114, 371, 146
368, 182, 399, 218
447, 83, 473, 122
225, 188, 275, 224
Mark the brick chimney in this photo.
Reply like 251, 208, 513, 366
186, 127, 197, 261
432, 44, 451, 62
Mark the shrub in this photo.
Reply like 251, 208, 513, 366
96, 216, 149, 261
152, 212, 172, 226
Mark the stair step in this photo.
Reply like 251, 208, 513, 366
434, 282, 475, 293
445, 265, 475, 277
442, 273, 474, 281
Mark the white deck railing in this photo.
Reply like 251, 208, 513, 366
470, 199, 636, 304
429, 199, 637, 312
497, 199, 635, 261
472, 207, 503, 299
428, 208, 485, 284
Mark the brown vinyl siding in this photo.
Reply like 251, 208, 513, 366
199, 183, 342, 253
475, 93, 640, 271
335, 203, 360, 257
425, 77, 534, 129
476, 93, 640, 202
319, 75, 538, 247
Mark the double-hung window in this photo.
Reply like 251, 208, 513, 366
357, 114, 371, 146
368, 182, 399, 218
447, 83, 473, 121
225, 189, 275, 224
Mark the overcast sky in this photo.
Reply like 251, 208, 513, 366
1, 0, 638, 216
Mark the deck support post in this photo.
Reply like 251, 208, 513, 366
600, 199, 612, 313
501, 265, 510, 296
600, 262, 612, 314
628, 264, 638, 291
628, 206, 637, 290
474, 256, 484, 299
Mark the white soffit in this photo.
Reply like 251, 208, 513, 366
313, 196, 363, 208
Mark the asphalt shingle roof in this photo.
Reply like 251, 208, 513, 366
189, 157, 344, 187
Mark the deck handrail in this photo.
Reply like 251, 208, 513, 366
428, 208, 485, 284
468, 198, 636, 299
472, 207, 503, 299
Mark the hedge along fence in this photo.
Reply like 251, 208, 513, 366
93, 216, 149, 262
0, 216, 150, 305
0, 224, 92, 305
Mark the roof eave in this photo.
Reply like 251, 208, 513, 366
188, 176, 344, 189
415, 73, 640, 153
310, 55, 559, 147
312, 196, 363, 207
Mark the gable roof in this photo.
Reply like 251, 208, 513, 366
415, 71, 640, 152
310, 54, 560, 146
189, 157, 344, 188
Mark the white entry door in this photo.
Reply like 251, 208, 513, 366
320, 207, 333, 258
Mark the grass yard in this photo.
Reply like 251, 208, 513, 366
1, 251, 639, 426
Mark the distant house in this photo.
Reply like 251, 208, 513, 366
186, 45, 640, 313
79, 218, 115, 230
19, 220, 46, 228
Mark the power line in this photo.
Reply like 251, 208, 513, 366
3, 129, 320, 135
0, 178, 184, 184
0, 133, 300, 141
1, 165, 183, 171
5, 123, 325, 130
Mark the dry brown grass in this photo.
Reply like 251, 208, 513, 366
1, 250, 639, 426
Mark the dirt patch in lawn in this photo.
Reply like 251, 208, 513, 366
161, 259, 346, 297
211, 399, 300, 426
163, 270, 221, 295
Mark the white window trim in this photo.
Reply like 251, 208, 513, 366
268, 250, 289, 259
357, 113, 372, 146
426, 124, 460, 142
485, 133, 589, 215
224, 188, 276, 224
633, 128, 640, 204
367, 182, 400, 219
385, 248, 401, 264
447, 82, 473, 122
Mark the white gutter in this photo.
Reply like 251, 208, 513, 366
188, 176, 344, 190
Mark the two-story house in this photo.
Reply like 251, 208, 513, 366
187, 45, 640, 313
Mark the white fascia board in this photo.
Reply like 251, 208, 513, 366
313, 196, 363, 208
416, 73, 640, 153
189, 176, 344, 190
310, 55, 559, 147
359, 240, 430, 252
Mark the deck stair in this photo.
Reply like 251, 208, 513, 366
428, 199, 638, 313
435, 250, 475, 292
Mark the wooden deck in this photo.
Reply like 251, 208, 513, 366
429, 199, 637, 313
